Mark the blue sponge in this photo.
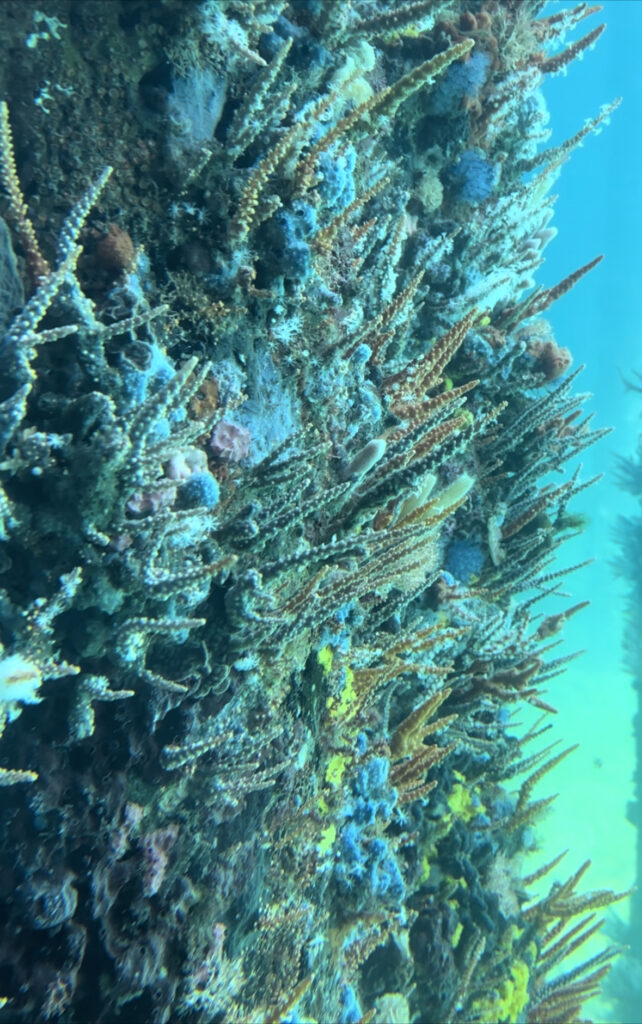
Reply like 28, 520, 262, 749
426, 49, 491, 116
445, 537, 484, 582
448, 149, 499, 204
179, 471, 220, 509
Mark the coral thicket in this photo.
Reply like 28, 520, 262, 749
0, 2, 626, 1021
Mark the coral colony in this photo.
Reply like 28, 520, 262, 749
0, 1, 628, 1021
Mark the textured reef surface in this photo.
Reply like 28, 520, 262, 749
0, 1, 629, 1021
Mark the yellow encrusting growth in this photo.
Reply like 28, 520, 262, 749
447, 774, 486, 821
471, 959, 530, 1023
325, 753, 349, 789
318, 824, 336, 855
327, 667, 357, 720
317, 645, 334, 674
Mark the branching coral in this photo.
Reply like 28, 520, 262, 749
0, 1, 621, 1021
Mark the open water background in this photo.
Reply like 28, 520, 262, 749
527, 0, 642, 1009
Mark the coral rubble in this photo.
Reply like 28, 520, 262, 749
0, 1, 626, 1021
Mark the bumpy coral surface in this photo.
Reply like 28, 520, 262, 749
0, 1, 627, 1021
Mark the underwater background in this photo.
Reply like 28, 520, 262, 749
0, 0, 641, 1021
532, 1, 642, 1017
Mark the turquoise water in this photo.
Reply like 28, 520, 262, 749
537, 0, 639, 891
531, 1, 642, 1015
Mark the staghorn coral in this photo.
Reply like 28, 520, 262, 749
0, 1, 624, 1021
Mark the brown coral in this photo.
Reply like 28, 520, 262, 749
94, 222, 136, 276
529, 339, 573, 383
